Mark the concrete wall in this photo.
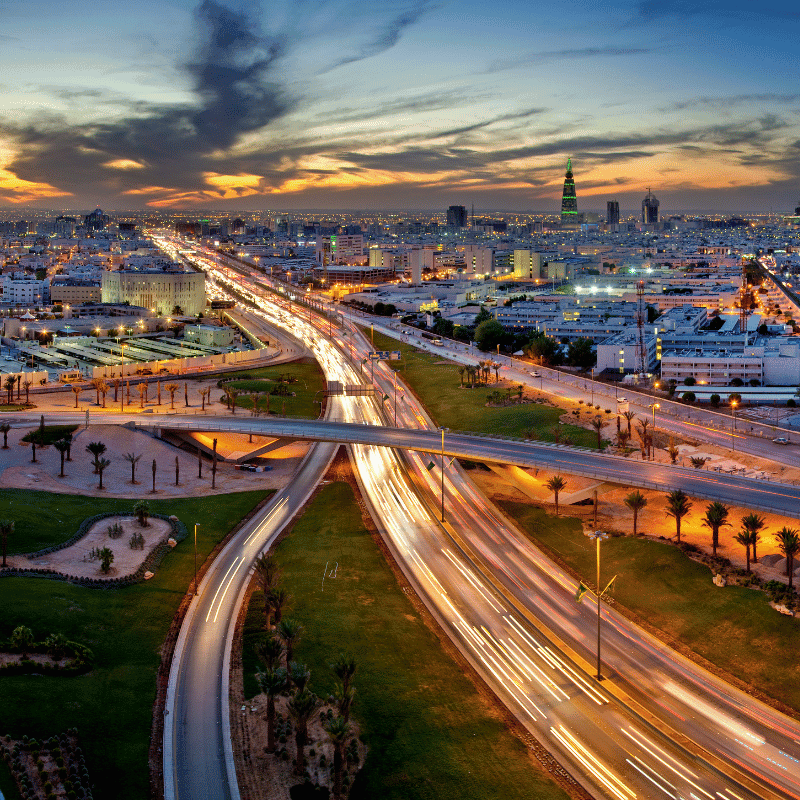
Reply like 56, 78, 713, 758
91, 347, 266, 379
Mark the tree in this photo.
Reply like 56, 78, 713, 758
9, 625, 33, 658
623, 410, 636, 435
166, 383, 179, 409
54, 438, 70, 477
775, 528, 800, 589
667, 442, 680, 464
278, 618, 303, 670
228, 388, 240, 414
682, 391, 696, 403
702, 502, 731, 557
99, 381, 109, 408
0, 421, 9, 449
457, 366, 465, 387
288, 689, 321, 776
86, 441, 107, 474
44, 632, 69, 660
567, 337, 595, 371
665, 490, 692, 543
137, 382, 147, 408
3, 375, 15, 404
71, 384, 83, 408
616, 429, 630, 450
125, 452, 142, 484
22, 379, 32, 405
134, 500, 150, 527
590, 416, 604, 449
325, 716, 350, 799
91, 378, 104, 405
255, 634, 284, 671
332, 653, 357, 696
0, 519, 14, 567
624, 490, 647, 536
545, 475, 567, 515
268, 586, 291, 627
95, 545, 115, 573
740, 513, 766, 563
289, 661, 311, 692
199, 387, 211, 411
96, 457, 111, 489
255, 554, 282, 627
474, 319, 505, 352
256, 667, 287, 753
709, 394, 721, 408
525, 333, 562, 365
735, 528, 755, 573
690, 456, 708, 469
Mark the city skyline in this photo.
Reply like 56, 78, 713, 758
0, 0, 799, 212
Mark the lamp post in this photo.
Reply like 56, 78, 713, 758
650, 402, 659, 460
193, 523, 199, 595
439, 427, 448, 522
585, 530, 609, 680
590, 368, 594, 405
731, 399, 738, 451
120, 343, 126, 411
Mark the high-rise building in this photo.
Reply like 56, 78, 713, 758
447, 205, 468, 228
642, 190, 660, 224
560, 158, 578, 225
606, 201, 620, 227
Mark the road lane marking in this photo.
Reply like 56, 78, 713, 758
205, 557, 242, 624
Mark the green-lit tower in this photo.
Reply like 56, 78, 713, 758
560, 157, 578, 225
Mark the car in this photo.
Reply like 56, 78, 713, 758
616, 397, 628, 403
530, 371, 540, 377
773, 437, 790, 445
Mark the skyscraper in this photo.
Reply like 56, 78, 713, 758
642, 190, 659, 224
560, 158, 578, 225
606, 201, 620, 227
447, 205, 468, 228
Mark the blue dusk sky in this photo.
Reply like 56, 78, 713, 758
0, 0, 798, 212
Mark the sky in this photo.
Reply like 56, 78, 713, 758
0, 0, 799, 213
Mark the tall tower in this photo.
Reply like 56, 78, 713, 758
606, 200, 620, 227
642, 189, 659, 224
560, 158, 578, 225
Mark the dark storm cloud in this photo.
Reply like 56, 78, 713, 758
324, 0, 435, 71
484, 47, 652, 74
1, 0, 290, 197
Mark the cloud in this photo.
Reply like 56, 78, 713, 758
664, 94, 800, 112
0, 0, 291, 202
485, 46, 652, 74
636, 0, 800, 20
323, 0, 435, 71
322, 89, 488, 124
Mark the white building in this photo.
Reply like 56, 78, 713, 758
102, 269, 205, 316
1, 275, 50, 305
315, 234, 365, 265
595, 332, 659, 373
513, 249, 544, 280
183, 324, 234, 347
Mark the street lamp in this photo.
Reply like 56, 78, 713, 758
585, 530, 609, 681
731, 399, 738, 451
193, 523, 200, 595
439, 427, 449, 522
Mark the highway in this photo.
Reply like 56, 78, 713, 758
135, 233, 800, 799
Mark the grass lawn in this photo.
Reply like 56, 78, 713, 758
501, 500, 800, 715
370, 330, 597, 447
241, 481, 569, 800
214, 359, 325, 418
0, 489, 270, 800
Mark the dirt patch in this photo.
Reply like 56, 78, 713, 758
9, 515, 172, 580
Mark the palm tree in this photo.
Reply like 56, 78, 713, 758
324, 716, 350, 799
0, 519, 14, 567
623, 410, 636, 435
3, 375, 15, 404
256, 667, 287, 753
288, 689, 320, 776
545, 475, 567, 516
113, 377, 122, 402
624, 490, 647, 536
96, 457, 111, 489
91, 378, 104, 405
702, 502, 731, 556
250, 392, 260, 417
254, 554, 282, 627
86, 441, 107, 474
71, 384, 83, 408
665, 489, 692, 544
255, 634, 284, 671
0, 421, 10, 449
616, 429, 630, 450
125, 452, 142, 484
278, 618, 303, 670
332, 653, 357, 696
268, 587, 291, 627
458, 366, 465, 387
735, 528, 755, 573
667, 442, 680, 464
690, 456, 708, 469
290, 662, 311, 692
229, 388, 240, 414
636, 419, 651, 459
590, 416, 604, 449
54, 438, 70, 477
99, 381, 109, 408
166, 383, 179, 409
198, 387, 210, 411
775, 527, 800, 589
137, 382, 147, 408
334, 682, 356, 723
22, 379, 32, 404
134, 500, 150, 527
740, 513, 766, 563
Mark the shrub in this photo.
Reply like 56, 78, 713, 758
107, 523, 123, 540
